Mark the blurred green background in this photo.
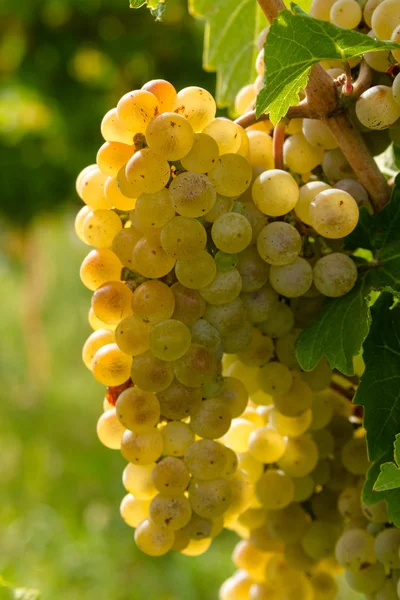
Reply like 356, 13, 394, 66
0, 1, 361, 598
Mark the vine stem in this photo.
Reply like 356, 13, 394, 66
234, 100, 309, 128
273, 121, 286, 169
255, 0, 391, 212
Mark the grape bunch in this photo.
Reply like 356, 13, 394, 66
75, 0, 400, 589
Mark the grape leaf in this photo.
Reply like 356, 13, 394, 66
354, 293, 400, 463
296, 177, 400, 375
188, 0, 267, 107
363, 453, 400, 527
375, 462, 400, 492
256, 6, 400, 122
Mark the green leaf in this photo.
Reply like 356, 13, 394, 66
354, 293, 400, 462
129, 0, 164, 15
129, 0, 147, 7
374, 462, 400, 492
363, 454, 400, 526
256, 7, 400, 122
297, 178, 400, 375
188, 0, 267, 107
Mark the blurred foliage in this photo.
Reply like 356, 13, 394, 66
0, 0, 215, 226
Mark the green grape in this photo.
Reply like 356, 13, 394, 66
131, 280, 175, 325
111, 227, 142, 269
80, 248, 122, 291
160, 216, 207, 260
204, 298, 247, 336
151, 456, 190, 496
345, 562, 386, 594
184, 439, 228, 480
236, 245, 269, 292
131, 351, 174, 392
312, 428, 335, 459
248, 425, 286, 463
146, 112, 194, 160
309, 188, 359, 239
148, 319, 191, 362
241, 200, 269, 244
82, 329, 115, 370
190, 319, 221, 352
215, 251, 238, 273
273, 378, 313, 418
362, 500, 389, 523
224, 417, 258, 453
80, 166, 110, 210
161, 421, 195, 457
181, 132, 219, 173
121, 428, 163, 464
271, 408, 313, 437
96, 408, 126, 449
337, 486, 363, 520
313, 253, 358, 298
283, 133, 324, 174
301, 521, 339, 559
284, 542, 316, 571
125, 148, 170, 196
174, 343, 217, 388
117, 89, 159, 133
246, 130, 274, 170
212, 212, 252, 254
157, 378, 202, 420
134, 189, 175, 231
199, 269, 243, 305
270, 257, 313, 298
190, 399, 232, 439
255, 469, 294, 509
122, 462, 157, 499
311, 459, 332, 486
236, 327, 274, 367
169, 172, 216, 218
275, 332, 299, 369
295, 181, 331, 225
257, 362, 293, 396
116, 386, 160, 431
92, 343, 133, 386
258, 301, 295, 338
372, 0, 400, 40
221, 320, 253, 354
171, 283, 206, 325
208, 154, 252, 197
302, 118, 338, 150
277, 435, 319, 477
214, 376, 248, 418
120, 493, 151, 528
101, 108, 133, 145
252, 169, 299, 217
221, 447, 239, 478
173, 86, 216, 131
374, 527, 400, 568
322, 148, 354, 182
334, 179, 370, 207
237, 452, 264, 482
115, 315, 151, 356
175, 251, 217, 290
292, 475, 315, 502
142, 79, 177, 111
82, 209, 122, 248
341, 437, 369, 475
96, 141, 136, 177
149, 493, 192, 530
268, 503, 312, 543
240, 284, 279, 324
202, 117, 243, 154
131, 238, 176, 279
309, 571, 338, 600
330, 0, 362, 28
391, 23, 400, 61
310, 390, 335, 430
204, 195, 233, 224
356, 85, 400, 131
134, 518, 174, 556
257, 222, 301, 266
376, 578, 399, 600
302, 358, 332, 393
188, 477, 231, 519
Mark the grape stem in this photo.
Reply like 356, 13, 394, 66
255, 0, 391, 212
234, 100, 309, 128
330, 381, 355, 400
353, 61, 373, 98
273, 121, 286, 169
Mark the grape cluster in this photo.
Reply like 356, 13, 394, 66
75, 0, 400, 588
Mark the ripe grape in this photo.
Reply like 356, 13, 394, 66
134, 518, 174, 556
252, 169, 299, 216
97, 408, 126, 449
309, 188, 359, 238
115, 387, 160, 431
120, 428, 163, 464
117, 89, 159, 133
173, 86, 216, 131
269, 257, 313, 298
257, 222, 301, 266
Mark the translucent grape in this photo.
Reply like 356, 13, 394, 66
92, 343, 132, 386
91, 281, 132, 325
190, 399, 232, 439
252, 169, 299, 217
82, 329, 115, 370
323, 148, 355, 182
157, 378, 202, 420
257, 222, 301, 266
75, 205, 92, 245
273, 378, 313, 417
277, 435, 319, 477
188, 477, 231, 518
364, 0, 384, 27
313, 253, 358, 297
302, 358, 332, 393
223, 417, 257, 453
374, 527, 400, 568
120, 494, 151, 528
302, 119, 338, 150
202, 118, 243, 154
365, 31, 392, 72
131, 351, 174, 393
268, 503, 311, 544
301, 521, 339, 559
271, 409, 313, 438
125, 148, 170, 196
215, 376, 248, 418
356, 86, 400, 130
335, 528, 376, 570
134, 188, 175, 232
330, 0, 362, 28
248, 425, 286, 463
283, 133, 325, 174
184, 439, 227, 480
173, 86, 216, 131
295, 181, 331, 225
160, 216, 206, 260
345, 562, 386, 594
116, 89, 159, 133
88, 307, 117, 332
96, 408, 126, 449
208, 154, 252, 197
149, 319, 191, 361
131, 237, 175, 278
142, 79, 177, 112
236, 245, 269, 292
337, 486, 363, 520
309, 571, 338, 600
169, 172, 216, 218
96, 141, 136, 177
146, 112, 194, 160
101, 108, 133, 144
162, 421, 195, 456
309, 188, 359, 238
134, 518, 174, 556
120, 428, 163, 464
237, 452, 263, 483
285, 542, 316, 571
82, 209, 122, 248
256, 469, 294, 509
115, 386, 160, 432
131, 280, 175, 324
220, 571, 253, 600
152, 457, 190, 496
212, 212, 252, 254
80, 166, 110, 210
204, 194, 233, 224
150, 493, 192, 530
246, 131, 274, 170
257, 362, 293, 396
270, 257, 313, 298
292, 475, 315, 502
199, 269, 242, 306
175, 251, 217, 289
171, 283, 206, 325
372, 0, 400, 40
123, 462, 157, 499
235, 84, 256, 115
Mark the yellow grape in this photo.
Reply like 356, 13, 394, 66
125, 148, 170, 196
146, 112, 194, 160
134, 518, 174, 556
131, 280, 175, 324
101, 108, 133, 145
121, 428, 163, 464
169, 172, 216, 218
92, 343, 132, 386
104, 176, 137, 211
131, 237, 175, 278
96, 408, 126, 449
117, 89, 159, 133
142, 79, 177, 112
82, 329, 115, 370
91, 281, 132, 325
173, 86, 216, 131
82, 209, 122, 248
180, 132, 220, 173
96, 141, 136, 177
